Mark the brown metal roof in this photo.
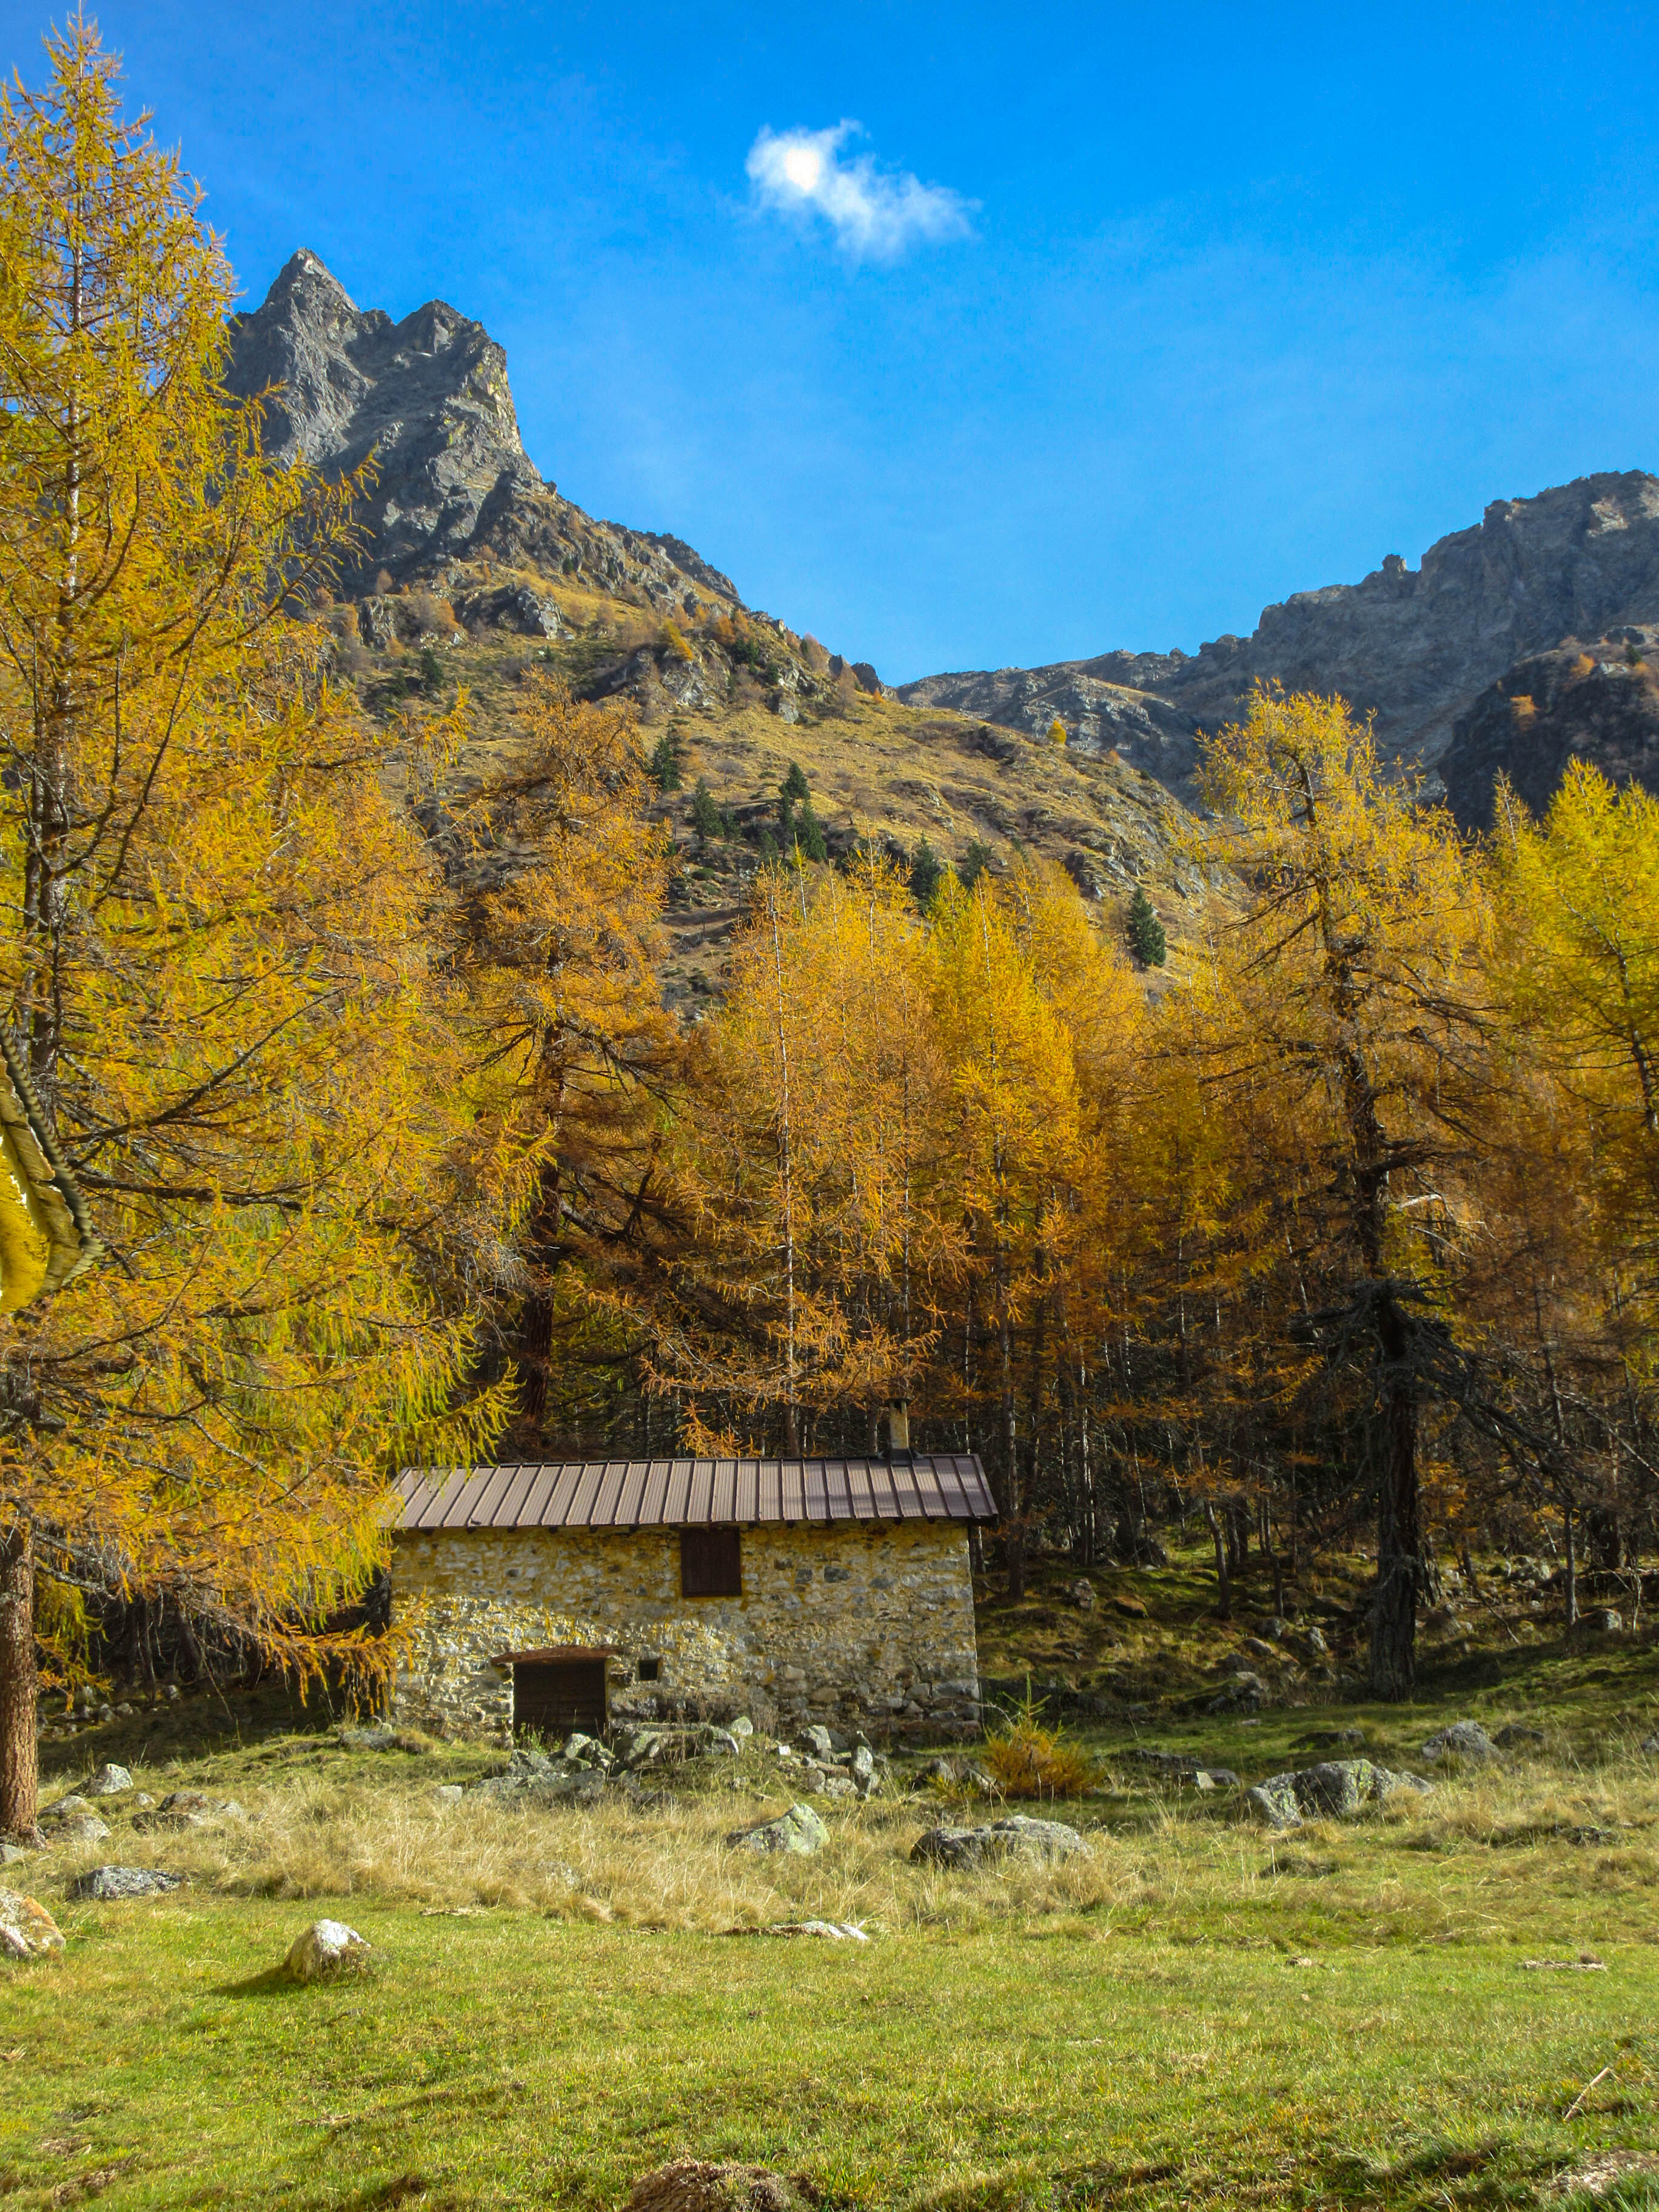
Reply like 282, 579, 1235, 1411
393, 1454, 996, 1532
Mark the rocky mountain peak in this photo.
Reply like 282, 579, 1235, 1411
229, 250, 744, 621
903, 471, 1659, 802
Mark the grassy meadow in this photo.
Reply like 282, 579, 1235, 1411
3, 1564, 1658, 2211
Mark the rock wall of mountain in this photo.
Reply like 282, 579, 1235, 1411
1439, 630, 1659, 830
903, 474, 1659, 790
226, 250, 740, 614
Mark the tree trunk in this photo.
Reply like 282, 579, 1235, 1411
0, 1519, 40, 1842
1563, 1499, 1578, 1629
1205, 1500, 1231, 1620
1369, 1361, 1419, 1697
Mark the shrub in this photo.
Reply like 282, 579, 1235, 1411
661, 620, 693, 662
982, 1692, 1102, 1800
1047, 717, 1068, 747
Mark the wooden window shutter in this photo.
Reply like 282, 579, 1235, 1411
680, 1526, 742, 1597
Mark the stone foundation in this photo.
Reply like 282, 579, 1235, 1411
390, 1521, 980, 1741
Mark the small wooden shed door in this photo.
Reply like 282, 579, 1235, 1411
514, 1658, 608, 1738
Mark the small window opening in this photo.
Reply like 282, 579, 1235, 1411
637, 1657, 661, 1683
680, 1526, 742, 1597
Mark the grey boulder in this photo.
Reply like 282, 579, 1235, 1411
910, 1815, 1092, 1869
83, 1763, 133, 1797
726, 1803, 828, 1856
337, 1724, 399, 1752
798, 1725, 835, 1761
68, 1865, 184, 1901
1245, 1760, 1431, 1830
1418, 1721, 1498, 1764
39, 1796, 110, 1843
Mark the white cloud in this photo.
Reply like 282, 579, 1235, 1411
746, 122, 976, 261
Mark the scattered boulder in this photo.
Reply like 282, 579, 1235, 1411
850, 1744, 877, 1797
284, 1919, 371, 1983
0, 1887, 64, 1960
1297, 1626, 1332, 1658
1418, 1721, 1498, 1765
729, 1717, 754, 1741
67, 1865, 184, 1902
1580, 1607, 1622, 1634
431, 1785, 464, 1806
725, 1803, 827, 1856
797, 1725, 834, 1761
1067, 1579, 1097, 1610
0, 1842, 27, 1866
561, 1732, 615, 1769
136, 1791, 246, 1831
1245, 1760, 1432, 1830
1209, 1671, 1268, 1713
910, 1815, 1092, 1869
626, 2159, 811, 2212
38, 1796, 110, 1844
1239, 1637, 1279, 1661
704, 1729, 743, 1758
337, 1724, 399, 1752
1640, 1731, 1659, 1756
83, 1763, 133, 1797
1258, 1616, 1292, 1641
808, 1768, 857, 1801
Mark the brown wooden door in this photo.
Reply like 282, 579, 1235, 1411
514, 1659, 608, 1738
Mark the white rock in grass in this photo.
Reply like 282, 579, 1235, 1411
84, 1763, 133, 1797
0, 1888, 64, 1959
283, 1919, 371, 1983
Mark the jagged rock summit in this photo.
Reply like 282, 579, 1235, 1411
227, 250, 741, 612
903, 472, 1659, 791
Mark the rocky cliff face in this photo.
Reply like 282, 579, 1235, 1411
1440, 630, 1659, 830
903, 474, 1659, 799
226, 250, 741, 612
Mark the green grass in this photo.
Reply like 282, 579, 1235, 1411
6, 1565, 1659, 2210
1, 1888, 1654, 2210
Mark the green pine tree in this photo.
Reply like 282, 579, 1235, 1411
910, 834, 945, 910
960, 837, 996, 890
796, 801, 828, 863
1127, 884, 1167, 967
781, 760, 810, 805
691, 777, 723, 848
649, 728, 684, 792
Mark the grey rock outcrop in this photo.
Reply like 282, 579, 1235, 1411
84, 1763, 133, 1797
227, 250, 744, 616
1245, 1759, 1431, 1829
68, 1865, 184, 1901
903, 474, 1659, 805
725, 1803, 827, 1856
910, 1815, 1091, 1868
1441, 632, 1659, 828
1418, 1721, 1498, 1764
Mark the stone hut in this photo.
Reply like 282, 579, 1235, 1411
389, 1453, 993, 1741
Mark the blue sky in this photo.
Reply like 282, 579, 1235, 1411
7, 2, 1659, 681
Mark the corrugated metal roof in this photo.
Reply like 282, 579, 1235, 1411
393, 1454, 996, 1532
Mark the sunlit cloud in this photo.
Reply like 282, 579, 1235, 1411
746, 122, 976, 261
